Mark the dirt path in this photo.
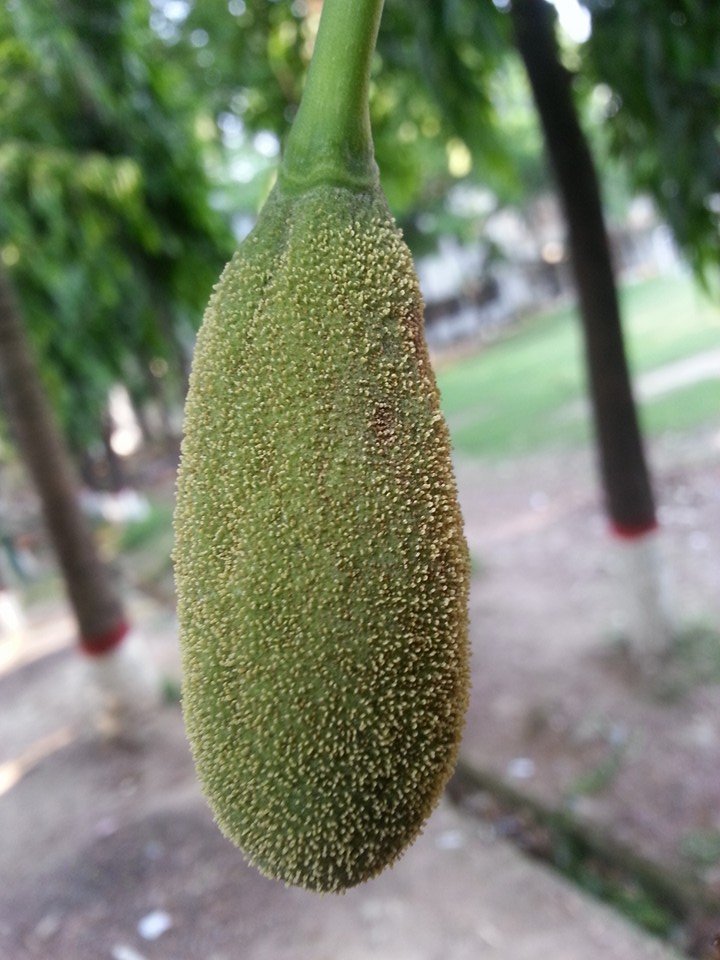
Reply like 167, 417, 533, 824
1, 425, 718, 958
0, 628, 682, 960
454, 424, 720, 945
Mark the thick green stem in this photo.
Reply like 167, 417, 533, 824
279, 0, 385, 194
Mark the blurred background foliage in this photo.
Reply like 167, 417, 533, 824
0, 0, 717, 457
1, 5, 719, 951
0, 0, 233, 450
584, 0, 720, 288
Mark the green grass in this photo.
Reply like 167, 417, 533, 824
117, 501, 174, 552
111, 501, 175, 602
641, 379, 720, 436
680, 830, 720, 868
437, 273, 720, 458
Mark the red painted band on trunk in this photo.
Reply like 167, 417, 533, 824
609, 518, 659, 540
80, 619, 129, 656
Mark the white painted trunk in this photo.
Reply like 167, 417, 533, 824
611, 529, 675, 652
83, 631, 162, 734
0, 589, 24, 636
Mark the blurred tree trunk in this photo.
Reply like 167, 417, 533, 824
0, 266, 129, 652
511, 0, 672, 650
144, 365, 179, 453
130, 395, 154, 446
101, 411, 127, 493
157, 298, 191, 400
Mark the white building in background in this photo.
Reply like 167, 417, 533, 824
417, 192, 682, 352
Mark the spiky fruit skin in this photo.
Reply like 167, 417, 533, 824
174, 183, 470, 893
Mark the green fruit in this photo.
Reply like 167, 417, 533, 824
173, 0, 469, 893
174, 181, 469, 892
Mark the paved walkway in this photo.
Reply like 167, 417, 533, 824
1, 599, 687, 960
240, 799, 684, 960
636, 346, 720, 400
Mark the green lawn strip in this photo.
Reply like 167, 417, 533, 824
116, 500, 174, 553
437, 274, 720, 459
623, 275, 720, 370
109, 499, 175, 603
639, 379, 720, 436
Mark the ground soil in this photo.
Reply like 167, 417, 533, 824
456, 423, 720, 908
0, 421, 718, 959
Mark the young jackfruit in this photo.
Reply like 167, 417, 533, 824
174, 0, 470, 893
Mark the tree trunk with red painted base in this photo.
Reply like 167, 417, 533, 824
511, 0, 673, 651
0, 266, 158, 718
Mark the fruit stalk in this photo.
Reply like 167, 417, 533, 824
175, 0, 469, 891
281, 0, 385, 193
